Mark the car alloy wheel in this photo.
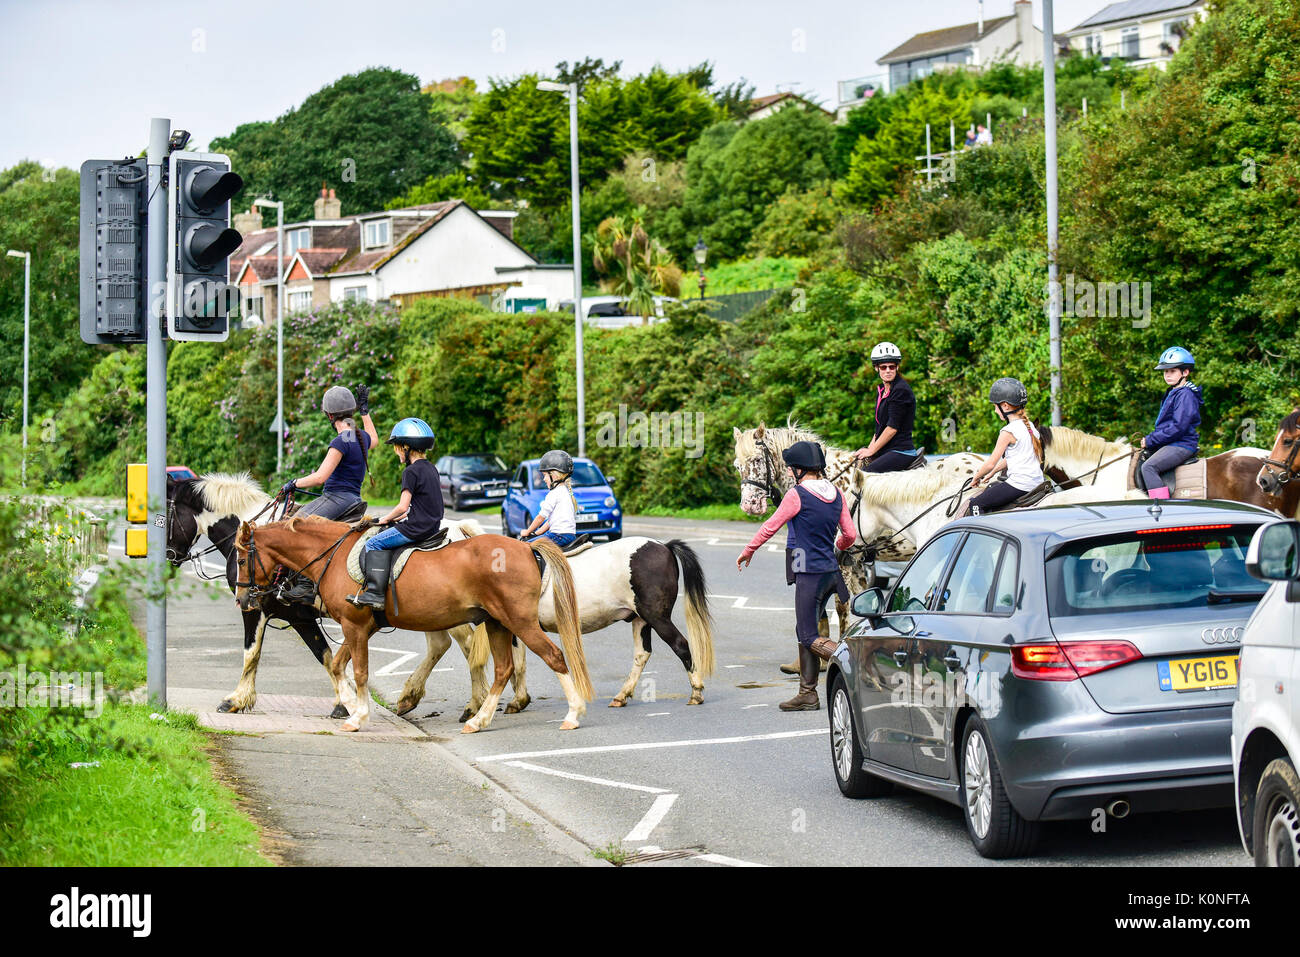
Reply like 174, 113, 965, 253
964, 729, 993, 841
832, 689, 855, 783
1255, 759, 1300, 867
1264, 797, 1300, 867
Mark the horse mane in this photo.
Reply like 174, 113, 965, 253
851, 465, 966, 507
1041, 425, 1131, 464
1282, 408, 1300, 434
734, 419, 843, 459
194, 472, 271, 526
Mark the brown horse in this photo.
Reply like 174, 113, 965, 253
1257, 409, 1300, 514
234, 516, 593, 733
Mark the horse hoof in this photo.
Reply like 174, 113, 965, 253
504, 697, 530, 715
608, 697, 626, 708
217, 700, 235, 713
457, 708, 473, 723
461, 723, 479, 734
329, 704, 349, 719
394, 699, 416, 717
560, 720, 579, 730
340, 721, 360, 733
688, 696, 703, 706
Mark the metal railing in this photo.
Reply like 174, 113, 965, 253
703, 288, 784, 324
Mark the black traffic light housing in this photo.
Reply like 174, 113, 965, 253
167, 150, 243, 341
79, 158, 149, 344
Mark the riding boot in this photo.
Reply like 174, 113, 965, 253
779, 646, 821, 712
347, 549, 394, 610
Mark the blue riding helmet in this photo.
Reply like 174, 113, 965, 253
1155, 347, 1195, 370
387, 417, 436, 451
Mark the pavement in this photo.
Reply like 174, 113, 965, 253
124, 507, 1250, 868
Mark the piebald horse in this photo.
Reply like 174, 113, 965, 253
235, 516, 594, 733
166, 474, 509, 719
733, 421, 986, 635
1041, 425, 1299, 516
394, 535, 716, 718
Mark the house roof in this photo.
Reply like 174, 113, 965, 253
1073, 0, 1200, 30
746, 92, 834, 118
878, 14, 1014, 63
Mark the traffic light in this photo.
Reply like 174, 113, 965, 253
79, 158, 149, 344
167, 150, 243, 341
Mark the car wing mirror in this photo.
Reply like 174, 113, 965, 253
850, 587, 885, 624
1245, 520, 1300, 582
509, 481, 525, 489
606, 475, 616, 487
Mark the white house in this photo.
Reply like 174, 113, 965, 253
1063, 0, 1207, 67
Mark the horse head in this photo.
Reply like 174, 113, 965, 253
733, 423, 783, 516
1258, 408, 1300, 495
232, 521, 267, 611
165, 476, 204, 565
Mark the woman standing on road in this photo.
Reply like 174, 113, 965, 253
736, 441, 856, 712
281, 385, 379, 519
852, 342, 922, 473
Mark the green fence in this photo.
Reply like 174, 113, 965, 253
702, 288, 785, 323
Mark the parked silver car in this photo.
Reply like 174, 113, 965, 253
828, 500, 1275, 858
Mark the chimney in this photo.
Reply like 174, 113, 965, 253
233, 205, 262, 235
1014, 0, 1032, 43
314, 185, 342, 220
978, 0, 984, 35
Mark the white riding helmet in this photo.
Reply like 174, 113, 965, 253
870, 341, 902, 366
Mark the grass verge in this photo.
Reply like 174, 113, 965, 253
0, 703, 269, 866
634, 503, 762, 523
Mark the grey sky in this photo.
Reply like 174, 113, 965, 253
1, 0, 1105, 171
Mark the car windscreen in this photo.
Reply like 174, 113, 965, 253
1046, 523, 1265, 617
453, 455, 506, 474
529, 463, 606, 488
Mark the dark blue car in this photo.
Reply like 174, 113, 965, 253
500, 457, 622, 541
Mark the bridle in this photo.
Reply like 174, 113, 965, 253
1261, 430, 1299, 487
235, 521, 355, 610
740, 435, 784, 506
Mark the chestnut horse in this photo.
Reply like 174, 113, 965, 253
1257, 409, 1300, 512
234, 516, 593, 733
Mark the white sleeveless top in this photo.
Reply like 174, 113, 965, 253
538, 484, 577, 534
1001, 418, 1043, 491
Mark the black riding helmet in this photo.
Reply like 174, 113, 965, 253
782, 440, 826, 473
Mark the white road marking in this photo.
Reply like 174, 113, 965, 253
707, 594, 795, 612
503, 761, 670, 794
478, 727, 824, 763
625, 794, 678, 842
724, 664, 745, 669
694, 852, 767, 867
742, 703, 768, 710
646, 712, 670, 717
374, 651, 420, 676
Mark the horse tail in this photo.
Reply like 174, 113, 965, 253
531, 538, 594, 701
467, 623, 490, 670
666, 540, 715, 678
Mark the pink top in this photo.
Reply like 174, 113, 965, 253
741, 481, 857, 560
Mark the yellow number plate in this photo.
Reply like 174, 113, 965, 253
1157, 655, 1239, 693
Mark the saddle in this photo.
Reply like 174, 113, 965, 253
275, 499, 370, 605
562, 534, 595, 557
971, 478, 1056, 515
1128, 450, 1206, 498
346, 526, 451, 586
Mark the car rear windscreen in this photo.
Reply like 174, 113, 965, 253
1046, 523, 1265, 617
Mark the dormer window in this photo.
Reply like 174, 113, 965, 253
285, 228, 311, 256
363, 219, 391, 250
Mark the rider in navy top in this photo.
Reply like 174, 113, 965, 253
348, 417, 442, 611
737, 441, 856, 713
853, 342, 920, 473
281, 385, 379, 520
1141, 347, 1202, 499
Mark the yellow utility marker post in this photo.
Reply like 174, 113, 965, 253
125, 463, 148, 557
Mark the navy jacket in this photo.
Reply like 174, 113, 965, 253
1146, 384, 1202, 453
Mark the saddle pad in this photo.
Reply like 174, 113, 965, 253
563, 541, 596, 558
1172, 458, 1207, 499
345, 527, 452, 584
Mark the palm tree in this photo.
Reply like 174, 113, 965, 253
587, 210, 682, 323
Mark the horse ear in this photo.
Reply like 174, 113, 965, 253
733, 426, 742, 441
756, 423, 766, 438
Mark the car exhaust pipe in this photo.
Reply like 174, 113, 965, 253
1106, 798, 1131, 819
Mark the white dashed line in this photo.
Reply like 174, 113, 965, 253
742, 703, 768, 710
625, 794, 679, 842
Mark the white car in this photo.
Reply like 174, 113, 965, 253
1232, 518, 1300, 866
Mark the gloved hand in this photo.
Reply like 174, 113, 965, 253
280, 480, 298, 498
355, 384, 370, 416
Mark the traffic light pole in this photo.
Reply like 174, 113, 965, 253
146, 117, 169, 707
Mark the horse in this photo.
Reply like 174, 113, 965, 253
234, 516, 593, 733
1257, 409, 1300, 510
394, 535, 716, 717
166, 473, 510, 720
1040, 425, 1298, 516
732, 421, 986, 637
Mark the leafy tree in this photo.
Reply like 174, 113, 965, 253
423, 76, 480, 142
554, 57, 622, 93
385, 171, 504, 211
212, 68, 459, 220
588, 212, 682, 318
747, 183, 839, 257
462, 74, 571, 206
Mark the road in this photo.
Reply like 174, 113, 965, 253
160, 509, 1248, 867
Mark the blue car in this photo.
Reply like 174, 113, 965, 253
500, 457, 622, 541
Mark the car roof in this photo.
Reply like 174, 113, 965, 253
518, 457, 601, 468
946, 499, 1276, 550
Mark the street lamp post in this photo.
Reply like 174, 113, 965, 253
253, 197, 285, 472
1043, 0, 1063, 427
6, 249, 30, 486
693, 237, 708, 300
538, 79, 586, 457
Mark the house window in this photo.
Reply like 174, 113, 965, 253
285, 228, 311, 256
1162, 18, 1187, 52
1085, 32, 1104, 56
288, 290, 313, 313
243, 294, 264, 319
363, 220, 391, 249
1121, 26, 1140, 59
343, 286, 368, 302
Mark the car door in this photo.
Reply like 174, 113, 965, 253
911, 532, 1014, 779
853, 531, 963, 772
436, 457, 452, 499
505, 465, 528, 532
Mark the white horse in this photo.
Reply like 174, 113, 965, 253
396, 534, 716, 717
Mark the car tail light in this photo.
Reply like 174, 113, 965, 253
1012, 640, 1143, 681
